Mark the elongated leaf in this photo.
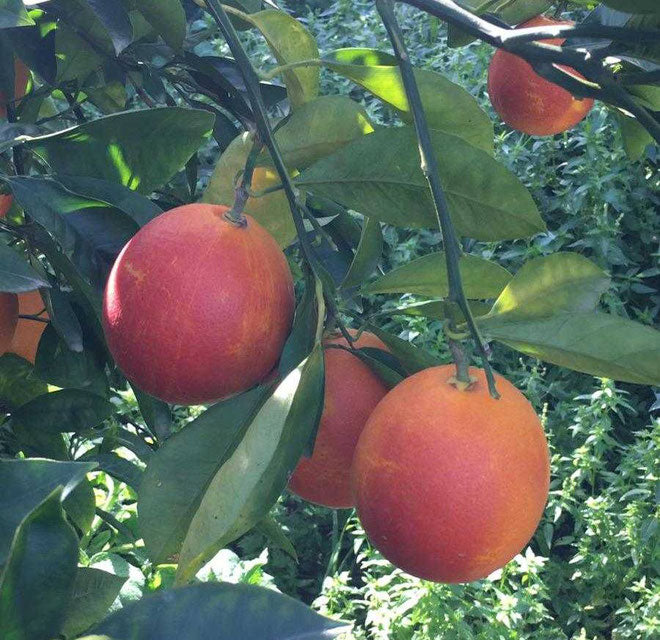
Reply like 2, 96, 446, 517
46, 286, 84, 353
255, 517, 298, 562
84, 452, 143, 488
134, 0, 186, 51
61, 567, 126, 638
0, 458, 95, 565
91, 582, 348, 639
603, 0, 659, 14
247, 10, 320, 108
482, 253, 610, 322
0, 0, 34, 29
366, 325, 442, 375
271, 95, 375, 169
371, 299, 492, 320
177, 351, 325, 583
350, 346, 406, 388
0, 490, 78, 640
362, 252, 512, 298
324, 48, 493, 153
82, 0, 133, 54
27, 108, 214, 194
0, 242, 49, 292
55, 175, 162, 227
63, 477, 96, 535
139, 385, 271, 564
483, 312, 660, 386
0, 354, 47, 409
133, 386, 171, 442
341, 217, 383, 289
297, 126, 545, 241
12, 389, 113, 433
202, 131, 297, 247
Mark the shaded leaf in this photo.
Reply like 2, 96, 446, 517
134, 0, 186, 51
0, 490, 78, 640
366, 324, 443, 375
362, 252, 512, 298
91, 582, 348, 639
341, 217, 383, 290
0, 353, 47, 410
297, 126, 544, 241
0, 0, 34, 29
82, 0, 133, 54
0, 242, 49, 292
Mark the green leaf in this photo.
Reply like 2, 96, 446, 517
12, 389, 113, 433
132, 386, 171, 442
297, 126, 545, 241
349, 346, 406, 388
371, 299, 492, 320
324, 48, 493, 153
480, 253, 610, 322
247, 10, 320, 108
362, 252, 512, 298
82, 0, 133, 54
26, 108, 214, 194
139, 385, 271, 564
271, 95, 375, 169
341, 217, 383, 290
602, 0, 660, 14
616, 111, 654, 162
63, 477, 96, 535
255, 517, 298, 562
202, 131, 297, 248
482, 312, 660, 386
134, 0, 186, 51
91, 582, 349, 639
177, 350, 325, 583
0, 458, 95, 566
0, 354, 47, 410
46, 286, 84, 353
83, 452, 142, 488
55, 175, 163, 227
366, 325, 442, 375
61, 567, 126, 639
0, 0, 35, 29
0, 242, 49, 292
0, 489, 78, 640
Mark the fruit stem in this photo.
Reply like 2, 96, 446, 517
376, 0, 500, 398
224, 134, 264, 226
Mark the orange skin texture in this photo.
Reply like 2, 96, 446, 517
102, 204, 295, 405
9, 290, 48, 364
288, 331, 390, 508
0, 58, 29, 119
0, 195, 12, 218
487, 16, 594, 136
351, 365, 550, 583
0, 292, 19, 356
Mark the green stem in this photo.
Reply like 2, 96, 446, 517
376, 0, 499, 397
225, 134, 263, 225
260, 59, 324, 81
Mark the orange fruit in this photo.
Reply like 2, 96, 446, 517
9, 290, 48, 364
487, 16, 594, 136
0, 292, 19, 356
351, 365, 550, 583
288, 331, 390, 508
0, 194, 12, 218
103, 204, 295, 405
0, 58, 29, 119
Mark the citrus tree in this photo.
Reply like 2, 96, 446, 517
0, 0, 658, 638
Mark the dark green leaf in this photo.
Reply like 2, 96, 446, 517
61, 567, 126, 639
0, 242, 49, 292
0, 490, 78, 640
297, 126, 545, 241
366, 324, 443, 375
12, 389, 113, 433
371, 299, 492, 320
135, 0, 186, 51
177, 351, 325, 582
84, 452, 143, 488
82, 0, 133, 54
324, 48, 493, 153
341, 217, 383, 289
138, 385, 270, 564
63, 477, 96, 535
255, 517, 298, 562
133, 386, 171, 442
0, 0, 34, 29
482, 312, 660, 386
91, 582, 349, 639
46, 286, 84, 353
602, 0, 660, 14
0, 458, 95, 565
0, 354, 47, 410
26, 108, 214, 194
362, 252, 512, 298
349, 346, 406, 388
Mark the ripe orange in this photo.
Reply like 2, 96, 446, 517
288, 331, 390, 508
103, 203, 295, 405
487, 16, 594, 136
9, 290, 48, 364
0, 293, 19, 356
351, 365, 550, 583
0, 194, 12, 219
0, 58, 29, 119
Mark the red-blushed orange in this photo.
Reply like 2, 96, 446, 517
102, 203, 295, 405
351, 365, 550, 583
487, 16, 594, 136
0, 195, 12, 219
9, 290, 48, 364
0, 58, 29, 119
0, 293, 19, 356
288, 331, 390, 508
